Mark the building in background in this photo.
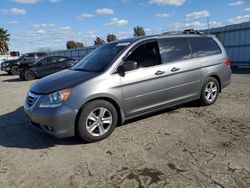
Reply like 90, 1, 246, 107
204, 21, 250, 68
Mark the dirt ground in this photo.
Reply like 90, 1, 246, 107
0, 72, 250, 188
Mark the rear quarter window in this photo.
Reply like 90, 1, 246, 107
158, 38, 192, 63
189, 37, 222, 58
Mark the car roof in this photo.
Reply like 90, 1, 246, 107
26, 52, 47, 55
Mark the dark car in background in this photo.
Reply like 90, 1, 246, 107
1, 52, 47, 75
20, 56, 76, 81
1, 54, 26, 74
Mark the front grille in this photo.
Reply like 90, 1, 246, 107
25, 91, 40, 109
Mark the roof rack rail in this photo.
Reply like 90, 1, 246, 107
161, 31, 183, 35
183, 29, 203, 35
161, 29, 205, 36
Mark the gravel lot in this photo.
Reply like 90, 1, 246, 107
0, 72, 250, 188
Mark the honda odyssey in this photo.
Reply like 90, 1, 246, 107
24, 32, 231, 142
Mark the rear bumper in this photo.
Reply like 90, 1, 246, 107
221, 68, 232, 90
221, 79, 231, 90
24, 104, 78, 138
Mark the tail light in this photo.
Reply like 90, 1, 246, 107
225, 58, 231, 68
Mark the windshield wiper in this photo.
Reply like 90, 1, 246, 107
71, 68, 101, 73
71, 68, 88, 72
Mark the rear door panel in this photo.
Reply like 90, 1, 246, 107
161, 59, 202, 103
157, 37, 202, 104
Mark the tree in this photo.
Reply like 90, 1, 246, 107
0, 28, 10, 55
133, 26, 145, 37
94, 37, 105, 45
107, 34, 117, 42
66, 40, 84, 49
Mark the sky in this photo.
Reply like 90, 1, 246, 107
1, 0, 250, 53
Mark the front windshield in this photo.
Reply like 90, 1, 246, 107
72, 42, 128, 72
17, 54, 26, 61
34, 56, 47, 65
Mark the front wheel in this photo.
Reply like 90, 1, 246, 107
10, 65, 19, 75
24, 70, 35, 81
199, 77, 219, 106
77, 100, 118, 142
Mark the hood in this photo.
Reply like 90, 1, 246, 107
4, 59, 19, 64
30, 69, 99, 94
19, 62, 31, 68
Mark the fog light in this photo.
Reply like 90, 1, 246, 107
44, 125, 54, 132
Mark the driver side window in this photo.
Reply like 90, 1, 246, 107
125, 41, 162, 70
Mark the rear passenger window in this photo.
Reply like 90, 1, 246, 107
50, 57, 58, 63
189, 37, 221, 57
158, 38, 192, 63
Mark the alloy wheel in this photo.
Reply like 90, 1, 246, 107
86, 107, 113, 137
205, 81, 218, 102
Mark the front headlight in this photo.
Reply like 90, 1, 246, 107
39, 89, 71, 108
3, 62, 9, 66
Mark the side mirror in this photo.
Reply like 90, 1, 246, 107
117, 60, 137, 75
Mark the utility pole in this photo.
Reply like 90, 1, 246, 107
207, 17, 210, 34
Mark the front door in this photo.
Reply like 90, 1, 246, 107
120, 40, 169, 117
36, 57, 54, 77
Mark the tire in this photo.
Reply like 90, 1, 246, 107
24, 70, 35, 81
77, 100, 118, 142
10, 65, 18, 75
199, 77, 219, 106
19, 71, 25, 80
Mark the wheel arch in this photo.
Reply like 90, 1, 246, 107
207, 74, 222, 93
9, 64, 19, 74
74, 96, 125, 136
25, 69, 37, 78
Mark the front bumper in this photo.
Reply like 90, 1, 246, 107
24, 103, 78, 138
1, 66, 10, 72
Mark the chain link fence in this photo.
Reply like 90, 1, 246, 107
48, 46, 97, 61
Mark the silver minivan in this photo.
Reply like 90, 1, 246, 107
24, 33, 231, 142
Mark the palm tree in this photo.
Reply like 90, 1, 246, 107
0, 28, 10, 55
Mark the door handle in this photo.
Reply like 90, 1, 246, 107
171, 67, 180, 72
155, 70, 165, 75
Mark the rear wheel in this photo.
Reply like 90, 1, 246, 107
199, 77, 219, 106
10, 65, 18, 75
24, 70, 35, 81
77, 100, 118, 142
